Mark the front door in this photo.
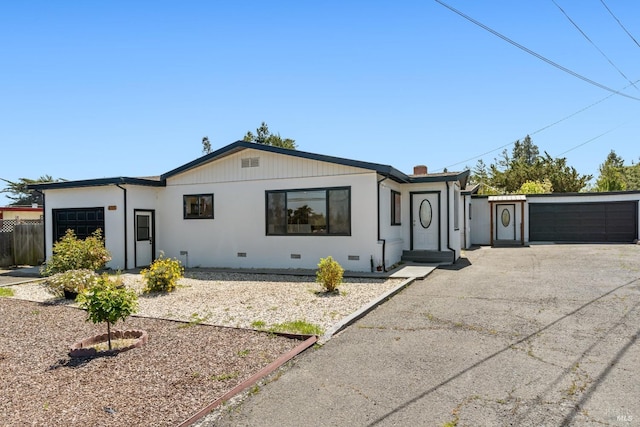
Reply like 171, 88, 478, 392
496, 204, 516, 241
411, 192, 440, 250
135, 210, 154, 267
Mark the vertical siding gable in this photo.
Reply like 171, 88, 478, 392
166, 148, 372, 185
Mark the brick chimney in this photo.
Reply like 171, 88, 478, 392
413, 165, 428, 175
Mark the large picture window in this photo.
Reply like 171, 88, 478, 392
183, 194, 214, 219
266, 187, 350, 235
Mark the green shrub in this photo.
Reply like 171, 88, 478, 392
77, 274, 139, 350
316, 256, 344, 293
41, 229, 111, 276
42, 269, 99, 298
141, 255, 184, 293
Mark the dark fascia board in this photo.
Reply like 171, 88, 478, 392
161, 140, 411, 183
461, 183, 480, 195
408, 170, 470, 186
526, 189, 640, 198
472, 189, 640, 199
27, 177, 165, 191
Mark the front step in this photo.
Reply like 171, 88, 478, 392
401, 250, 454, 265
493, 239, 524, 247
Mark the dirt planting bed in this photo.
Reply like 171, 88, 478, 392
0, 298, 299, 427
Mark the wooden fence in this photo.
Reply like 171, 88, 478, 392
0, 223, 44, 267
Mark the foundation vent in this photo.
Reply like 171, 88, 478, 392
237, 252, 247, 258
348, 255, 360, 261
290, 254, 301, 259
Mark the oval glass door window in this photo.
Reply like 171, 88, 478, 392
419, 200, 433, 228
501, 209, 511, 227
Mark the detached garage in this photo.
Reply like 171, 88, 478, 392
470, 191, 640, 246
529, 201, 638, 243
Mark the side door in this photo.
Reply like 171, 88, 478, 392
495, 204, 516, 241
135, 210, 154, 268
411, 192, 440, 250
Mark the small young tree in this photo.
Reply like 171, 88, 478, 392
77, 275, 139, 350
316, 256, 344, 293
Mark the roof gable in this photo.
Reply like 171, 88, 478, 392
161, 140, 410, 182
29, 140, 469, 191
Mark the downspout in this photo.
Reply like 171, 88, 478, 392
377, 174, 389, 272
445, 181, 456, 260
34, 190, 46, 264
463, 194, 467, 250
116, 183, 128, 270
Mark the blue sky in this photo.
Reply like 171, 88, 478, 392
2, 1, 639, 205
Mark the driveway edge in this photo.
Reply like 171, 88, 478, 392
319, 276, 419, 344
177, 335, 317, 427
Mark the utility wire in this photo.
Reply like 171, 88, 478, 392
437, 81, 638, 171
599, 0, 640, 49
552, 0, 637, 90
434, 0, 640, 102
554, 124, 625, 157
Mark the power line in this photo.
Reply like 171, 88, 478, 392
554, 123, 625, 157
437, 81, 637, 171
434, 0, 640, 102
552, 0, 637, 90
599, 0, 640, 49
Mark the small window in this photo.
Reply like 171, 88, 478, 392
136, 215, 150, 241
184, 194, 214, 219
391, 190, 401, 225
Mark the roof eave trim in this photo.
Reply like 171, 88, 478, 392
407, 170, 470, 184
27, 177, 165, 191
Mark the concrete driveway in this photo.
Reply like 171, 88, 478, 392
207, 244, 640, 427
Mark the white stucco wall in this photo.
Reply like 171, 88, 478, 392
447, 181, 463, 259
462, 194, 472, 249
43, 186, 127, 269
157, 172, 379, 271
43, 184, 161, 270
378, 179, 405, 269
124, 186, 160, 268
470, 197, 491, 245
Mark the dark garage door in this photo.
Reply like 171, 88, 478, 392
53, 207, 105, 242
529, 201, 638, 242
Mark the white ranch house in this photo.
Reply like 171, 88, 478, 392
31, 141, 470, 272
30, 141, 640, 271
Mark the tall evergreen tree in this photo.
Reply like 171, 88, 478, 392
482, 136, 590, 193
595, 150, 626, 192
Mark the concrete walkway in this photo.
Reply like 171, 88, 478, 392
0, 266, 42, 286
206, 245, 640, 426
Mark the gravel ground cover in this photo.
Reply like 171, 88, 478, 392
8, 271, 403, 333
1, 271, 401, 426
